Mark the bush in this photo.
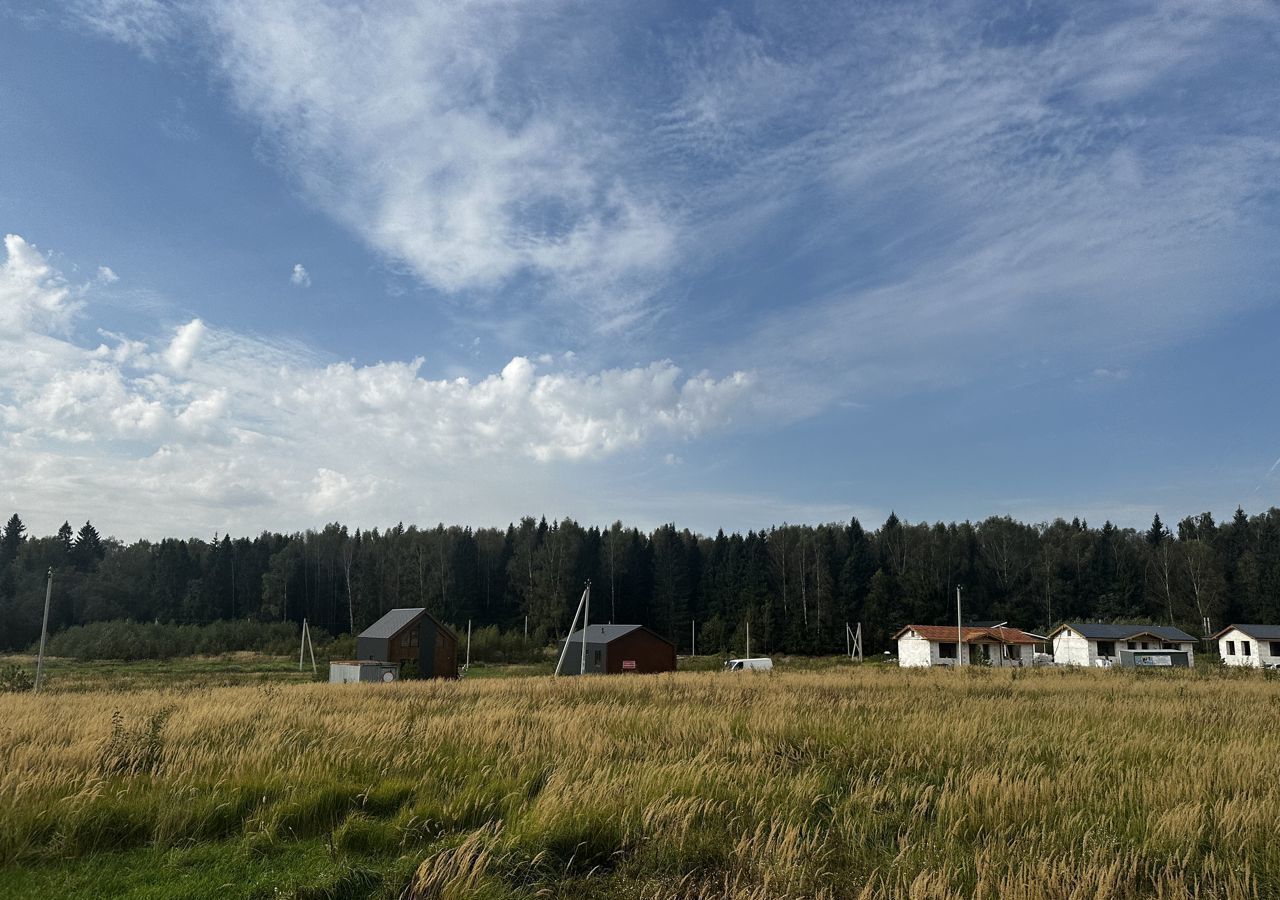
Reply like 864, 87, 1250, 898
97, 708, 170, 777
34, 619, 336, 660
462, 625, 543, 665
0, 664, 34, 692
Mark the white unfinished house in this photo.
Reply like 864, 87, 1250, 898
894, 624, 1040, 668
1212, 625, 1280, 667
1049, 623, 1197, 667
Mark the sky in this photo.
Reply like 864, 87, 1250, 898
1, 0, 1278, 541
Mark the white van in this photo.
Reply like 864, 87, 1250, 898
725, 657, 773, 671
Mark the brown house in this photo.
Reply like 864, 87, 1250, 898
558, 624, 677, 675
356, 608, 459, 679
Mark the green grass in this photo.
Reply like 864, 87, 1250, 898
0, 837, 415, 900
0, 653, 321, 692
5, 658, 1278, 898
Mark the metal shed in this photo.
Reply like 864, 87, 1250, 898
557, 624, 677, 675
356, 608, 460, 679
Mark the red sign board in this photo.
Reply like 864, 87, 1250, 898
622, 660, 637, 670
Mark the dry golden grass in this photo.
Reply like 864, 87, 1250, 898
2, 665, 1279, 898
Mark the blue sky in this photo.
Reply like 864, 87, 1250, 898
1, 0, 1278, 540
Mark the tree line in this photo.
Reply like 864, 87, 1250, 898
1, 508, 1279, 655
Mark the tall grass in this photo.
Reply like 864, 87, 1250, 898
2, 666, 1279, 898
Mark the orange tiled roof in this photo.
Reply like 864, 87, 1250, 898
894, 624, 1039, 645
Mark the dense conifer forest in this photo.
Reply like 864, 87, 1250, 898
2, 509, 1279, 654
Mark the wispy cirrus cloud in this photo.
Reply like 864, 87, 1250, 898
67, 1, 1280, 367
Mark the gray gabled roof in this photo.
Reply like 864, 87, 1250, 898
563, 624, 674, 646
358, 607, 459, 642
1053, 623, 1196, 642
359, 607, 426, 640
1211, 624, 1280, 641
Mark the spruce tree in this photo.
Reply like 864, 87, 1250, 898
72, 521, 104, 571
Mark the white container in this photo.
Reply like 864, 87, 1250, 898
329, 661, 399, 683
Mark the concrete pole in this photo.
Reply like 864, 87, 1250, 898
554, 586, 588, 676
746, 620, 750, 660
579, 582, 591, 674
33, 568, 52, 693
691, 620, 696, 657
466, 619, 471, 669
299, 618, 307, 671
956, 586, 964, 667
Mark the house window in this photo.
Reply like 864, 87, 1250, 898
938, 642, 957, 659
1226, 641, 1236, 655
1097, 641, 1116, 657
401, 632, 411, 648
593, 649, 602, 667
1242, 641, 1251, 657
1140, 642, 1149, 650
1162, 643, 1175, 650
1271, 642, 1280, 657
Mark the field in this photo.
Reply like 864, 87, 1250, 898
2, 659, 1279, 899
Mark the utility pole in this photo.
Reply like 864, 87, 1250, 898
691, 620, 696, 657
33, 568, 52, 693
579, 581, 591, 675
466, 619, 472, 671
554, 583, 590, 676
956, 586, 964, 667
746, 620, 751, 660
298, 618, 316, 673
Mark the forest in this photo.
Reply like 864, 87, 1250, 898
2, 508, 1279, 655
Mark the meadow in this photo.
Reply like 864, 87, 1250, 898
2, 659, 1279, 899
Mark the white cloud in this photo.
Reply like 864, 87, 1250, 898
0, 236, 753, 538
0, 234, 81, 336
96, 265, 119, 284
164, 318, 205, 373
196, 0, 676, 328
72, 0, 179, 57
290, 263, 310, 287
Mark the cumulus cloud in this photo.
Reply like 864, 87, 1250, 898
290, 263, 310, 287
164, 318, 205, 372
96, 265, 119, 284
0, 236, 753, 537
0, 234, 81, 337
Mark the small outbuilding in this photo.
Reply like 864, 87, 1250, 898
557, 624, 677, 675
356, 607, 459, 679
894, 624, 1041, 668
329, 660, 399, 684
1211, 625, 1280, 667
1050, 623, 1197, 668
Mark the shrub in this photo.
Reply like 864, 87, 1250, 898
97, 708, 171, 777
36, 619, 328, 660
0, 664, 34, 693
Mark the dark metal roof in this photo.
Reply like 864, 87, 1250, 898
358, 608, 459, 642
359, 608, 426, 639
564, 624, 673, 646
1211, 624, 1280, 641
1055, 623, 1196, 642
